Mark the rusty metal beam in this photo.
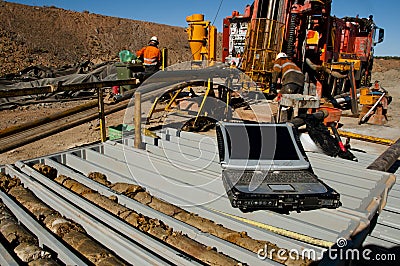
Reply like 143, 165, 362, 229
367, 138, 400, 172
0, 79, 138, 98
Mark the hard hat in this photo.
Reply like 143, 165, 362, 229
276, 52, 288, 60
150, 36, 158, 43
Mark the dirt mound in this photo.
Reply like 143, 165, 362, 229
373, 58, 400, 73
0, 1, 193, 76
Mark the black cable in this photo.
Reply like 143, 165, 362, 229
212, 0, 224, 25
190, 42, 204, 60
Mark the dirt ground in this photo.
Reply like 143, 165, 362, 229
0, 1, 399, 165
0, 104, 126, 164
339, 58, 400, 154
1, 59, 399, 165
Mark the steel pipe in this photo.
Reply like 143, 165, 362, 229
0, 97, 134, 154
0, 100, 97, 139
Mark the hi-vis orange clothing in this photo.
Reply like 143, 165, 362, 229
136, 45, 161, 66
272, 58, 304, 87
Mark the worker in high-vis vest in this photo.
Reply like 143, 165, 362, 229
136, 36, 161, 74
271, 52, 305, 94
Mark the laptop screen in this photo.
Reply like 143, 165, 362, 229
224, 124, 300, 161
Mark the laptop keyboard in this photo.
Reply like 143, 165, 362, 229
228, 170, 319, 184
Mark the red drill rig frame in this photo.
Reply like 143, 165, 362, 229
222, 0, 384, 99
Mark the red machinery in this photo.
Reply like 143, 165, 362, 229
222, 0, 384, 99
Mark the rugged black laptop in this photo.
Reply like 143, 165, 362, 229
216, 121, 341, 213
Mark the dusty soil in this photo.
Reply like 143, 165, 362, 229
0, 2, 399, 165
0, 106, 125, 164
339, 58, 400, 154
0, 1, 193, 76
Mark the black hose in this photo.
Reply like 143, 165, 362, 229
286, 12, 298, 58
289, 110, 328, 128
305, 58, 348, 79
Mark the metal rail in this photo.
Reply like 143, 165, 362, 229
41, 156, 263, 265
0, 106, 98, 153
0, 126, 396, 264
1, 144, 290, 265
0, 238, 19, 266
0, 169, 88, 266
60, 144, 326, 256
0, 79, 139, 98
140, 130, 394, 238
9, 162, 201, 265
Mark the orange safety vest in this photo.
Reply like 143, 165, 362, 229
136, 45, 161, 66
272, 58, 304, 86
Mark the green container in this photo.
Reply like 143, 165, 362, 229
115, 62, 133, 92
108, 124, 134, 140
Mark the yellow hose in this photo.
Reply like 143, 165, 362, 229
211, 209, 334, 248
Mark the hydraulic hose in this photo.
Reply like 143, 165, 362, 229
305, 58, 347, 79
286, 1, 298, 58
289, 109, 328, 128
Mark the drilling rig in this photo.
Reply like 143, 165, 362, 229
222, 0, 384, 98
